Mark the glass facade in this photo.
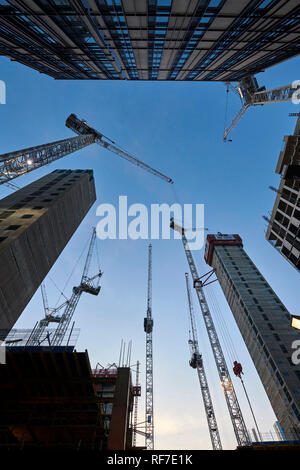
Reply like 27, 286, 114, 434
0, 0, 299, 80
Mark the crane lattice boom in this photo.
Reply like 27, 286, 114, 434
171, 219, 251, 447
66, 114, 173, 184
144, 244, 154, 450
26, 228, 102, 347
185, 273, 222, 450
0, 135, 94, 185
133, 360, 140, 448
0, 115, 173, 185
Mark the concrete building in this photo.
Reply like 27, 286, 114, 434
205, 233, 300, 438
0, 1, 299, 81
0, 169, 96, 331
266, 116, 300, 273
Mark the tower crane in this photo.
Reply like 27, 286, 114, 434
185, 272, 222, 450
65, 114, 173, 184
26, 228, 102, 347
170, 219, 251, 447
0, 115, 173, 185
144, 244, 154, 450
223, 75, 298, 141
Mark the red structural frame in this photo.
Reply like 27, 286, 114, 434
204, 234, 243, 266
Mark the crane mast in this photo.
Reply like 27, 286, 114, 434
26, 228, 102, 347
144, 244, 154, 450
223, 75, 296, 141
132, 360, 140, 448
170, 219, 251, 447
185, 273, 222, 450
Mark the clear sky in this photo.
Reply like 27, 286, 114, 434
1, 53, 300, 450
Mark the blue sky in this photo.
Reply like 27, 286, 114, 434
1, 53, 300, 449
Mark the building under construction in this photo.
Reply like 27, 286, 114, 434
0, 1, 299, 81
0, 342, 140, 450
205, 233, 300, 438
266, 116, 300, 273
0, 169, 96, 332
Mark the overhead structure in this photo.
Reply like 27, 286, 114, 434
1, 1, 300, 82
185, 273, 222, 450
0, 115, 173, 185
170, 219, 251, 447
144, 244, 154, 450
223, 75, 297, 141
26, 228, 102, 347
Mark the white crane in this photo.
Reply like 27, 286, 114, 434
144, 244, 154, 449
170, 218, 251, 447
185, 272, 222, 450
0, 115, 173, 185
223, 75, 298, 141
26, 228, 102, 347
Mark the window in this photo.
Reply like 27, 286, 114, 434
6, 225, 21, 230
279, 344, 288, 354
21, 214, 33, 219
33, 206, 43, 210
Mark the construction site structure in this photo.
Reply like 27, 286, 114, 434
26, 227, 102, 347
224, 75, 298, 141
205, 233, 300, 438
185, 272, 222, 450
265, 114, 300, 273
144, 244, 154, 450
0, 114, 173, 186
132, 360, 141, 448
0, 169, 96, 331
170, 219, 251, 447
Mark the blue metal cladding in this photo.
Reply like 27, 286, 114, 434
0, 0, 299, 81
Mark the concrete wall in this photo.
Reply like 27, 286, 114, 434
0, 169, 96, 331
211, 244, 300, 438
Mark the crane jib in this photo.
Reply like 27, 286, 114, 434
66, 113, 174, 184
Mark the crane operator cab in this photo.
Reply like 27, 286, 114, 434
144, 317, 153, 334
189, 352, 202, 369
80, 283, 101, 296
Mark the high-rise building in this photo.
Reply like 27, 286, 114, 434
205, 233, 300, 438
0, 1, 299, 81
0, 169, 96, 331
266, 116, 300, 273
